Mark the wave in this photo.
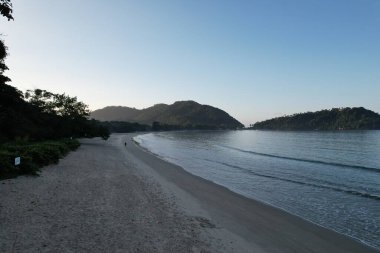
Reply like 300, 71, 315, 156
204, 159, 380, 201
218, 145, 380, 173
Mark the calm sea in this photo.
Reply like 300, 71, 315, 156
134, 130, 380, 249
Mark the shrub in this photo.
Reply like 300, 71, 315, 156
0, 139, 80, 179
0, 150, 16, 178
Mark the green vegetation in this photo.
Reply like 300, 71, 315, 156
92, 101, 244, 130
0, 70, 108, 179
150, 121, 227, 131
0, 0, 13, 20
100, 120, 227, 134
0, 85, 110, 142
250, 107, 380, 131
0, 139, 80, 179
100, 121, 150, 133
0, 80, 108, 180
0, 8, 109, 179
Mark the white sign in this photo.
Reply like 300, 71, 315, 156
15, 157, 21, 166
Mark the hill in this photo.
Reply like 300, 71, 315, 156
91, 101, 243, 129
251, 107, 380, 130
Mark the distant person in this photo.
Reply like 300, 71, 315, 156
124, 142, 127, 147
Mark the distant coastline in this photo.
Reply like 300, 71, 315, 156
249, 107, 380, 131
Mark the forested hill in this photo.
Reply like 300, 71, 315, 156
251, 107, 380, 130
91, 101, 244, 129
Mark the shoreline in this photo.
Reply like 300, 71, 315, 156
0, 133, 378, 252
132, 132, 378, 250
129, 132, 379, 252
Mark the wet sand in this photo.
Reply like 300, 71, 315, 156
0, 133, 378, 252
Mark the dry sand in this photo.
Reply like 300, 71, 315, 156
0, 133, 378, 253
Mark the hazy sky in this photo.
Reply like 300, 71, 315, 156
2, 0, 379, 125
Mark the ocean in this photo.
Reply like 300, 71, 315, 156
134, 130, 380, 249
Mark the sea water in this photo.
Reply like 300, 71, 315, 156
134, 130, 380, 249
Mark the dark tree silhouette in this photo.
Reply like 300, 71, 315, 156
0, 0, 109, 142
25, 89, 90, 119
0, 85, 110, 142
0, 0, 13, 20
152, 121, 160, 131
1, 0, 12, 83
0, 39, 9, 77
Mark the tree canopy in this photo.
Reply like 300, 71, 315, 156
0, 2, 109, 142
0, 39, 9, 83
0, 0, 13, 20
0, 84, 110, 142
1, 0, 12, 85
25, 89, 90, 119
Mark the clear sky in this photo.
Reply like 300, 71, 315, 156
2, 0, 379, 126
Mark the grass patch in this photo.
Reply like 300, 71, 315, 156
0, 139, 80, 180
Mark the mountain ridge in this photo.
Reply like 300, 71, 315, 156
91, 100, 243, 129
250, 107, 380, 130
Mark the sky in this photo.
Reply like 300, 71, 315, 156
1, 0, 379, 126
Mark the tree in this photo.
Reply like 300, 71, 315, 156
0, 39, 8, 72
23, 89, 109, 140
25, 89, 90, 119
0, 0, 13, 20
0, 39, 10, 87
152, 121, 160, 131
0, 2, 110, 141
1, 0, 13, 85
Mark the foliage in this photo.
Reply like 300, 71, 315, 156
80, 119, 110, 140
0, 39, 10, 85
150, 121, 220, 131
100, 121, 150, 133
250, 107, 380, 131
0, 12, 109, 142
152, 121, 160, 131
0, 0, 13, 20
100, 120, 223, 133
0, 2, 109, 180
0, 83, 110, 142
0, 23, 109, 142
0, 39, 8, 73
1, 0, 12, 85
0, 139, 80, 179
25, 89, 89, 118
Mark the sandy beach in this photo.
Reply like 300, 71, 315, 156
0, 133, 378, 253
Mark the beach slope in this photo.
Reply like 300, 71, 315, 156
0, 133, 377, 252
